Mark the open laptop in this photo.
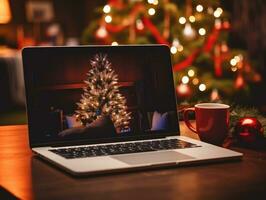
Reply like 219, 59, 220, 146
22, 45, 242, 176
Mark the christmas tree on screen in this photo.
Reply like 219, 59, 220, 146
82, 0, 261, 104
75, 53, 131, 132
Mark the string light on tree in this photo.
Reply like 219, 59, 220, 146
230, 58, 237, 66
210, 89, 220, 101
198, 28, 206, 36
234, 54, 243, 62
136, 19, 144, 30
105, 15, 112, 23
188, 69, 195, 77
170, 46, 177, 54
181, 76, 189, 84
83, 0, 262, 103
215, 19, 222, 29
96, 26, 108, 39
189, 16, 196, 23
196, 4, 203, 12
148, 8, 156, 15
183, 23, 196, 40
103, 5, 111, 14
111, 41, 118, 46
223, 21, 230, 29
221, 41, 229, 53
171, 38, 182, 54
147, 0, 158, 5
177, 45, 184, 52
214, 7, 223, 18
192, 78, 199, 85
172, 38, 180, 47
230, 54, 244, 71
231, 66, 238, 72
179, 16, 186, 24
235, 74, 245, 89
199, 83, 206, 91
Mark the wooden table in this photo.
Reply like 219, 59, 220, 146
1, 123, 266, 200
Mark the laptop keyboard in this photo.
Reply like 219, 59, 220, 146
49, 139, 201, 159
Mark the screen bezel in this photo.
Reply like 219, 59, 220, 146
22, 45, 181, 148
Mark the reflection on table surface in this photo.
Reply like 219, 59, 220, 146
2, 124, 266, 200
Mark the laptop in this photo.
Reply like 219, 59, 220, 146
22, 45, 242, 176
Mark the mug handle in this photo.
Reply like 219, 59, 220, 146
183, 108, 197, 133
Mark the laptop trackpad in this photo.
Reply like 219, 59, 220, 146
112, 151, 195, 166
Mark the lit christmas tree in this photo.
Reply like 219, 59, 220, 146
75, 53, 131, 132
82, 0, 261, 104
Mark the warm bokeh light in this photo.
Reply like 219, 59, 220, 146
148, 8, 156, 15
111, 41, 118, 46
136, 19, 144, 30
234, 54, 243, 62
179, 17, 186, 24
198, 28, 206, 36
210, 89, 220, 101
170, 46, 177, 54
189, 15, 196, 23
215, 19, 222, 29
177, 45, 184, 52
231, 66, 238, 72
196, 4, 203, 12
183, 23, 195, 39
188, 69, 195, 77
176, 84, 191, 97
153, 0, 159, 5
96, 26, 108, 38
199, 83, 206, 91
172, 39, 184, 52
192, 78, 199, 85
214, 7, 223, 18
230, 58, 237, 66
172, 38, 180, 47
148, 0, 158, 5
103, 5, 111, 14
182, 76, 189, 84
105, 15, 112, 23
0, 0, 12, 24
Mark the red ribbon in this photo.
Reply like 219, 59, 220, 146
107, 0, 229, 73
173, 27, 222, 72
142, 17, 169, 45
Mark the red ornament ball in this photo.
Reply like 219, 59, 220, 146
234, 117, 264, 144
176, 84, 192, 98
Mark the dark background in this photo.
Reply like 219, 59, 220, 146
1, 0, 264, 106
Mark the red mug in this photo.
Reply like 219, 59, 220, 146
183, 103, 230, 145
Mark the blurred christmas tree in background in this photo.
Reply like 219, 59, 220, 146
82, 0, 262, 105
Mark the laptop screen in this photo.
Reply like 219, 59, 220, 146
23, 45, 180, 147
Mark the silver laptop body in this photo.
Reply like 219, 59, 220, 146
22, 45, 242, 176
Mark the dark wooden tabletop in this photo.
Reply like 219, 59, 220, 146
1, 123, 266, 200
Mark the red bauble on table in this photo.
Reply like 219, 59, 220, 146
234, 117, 264, 144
